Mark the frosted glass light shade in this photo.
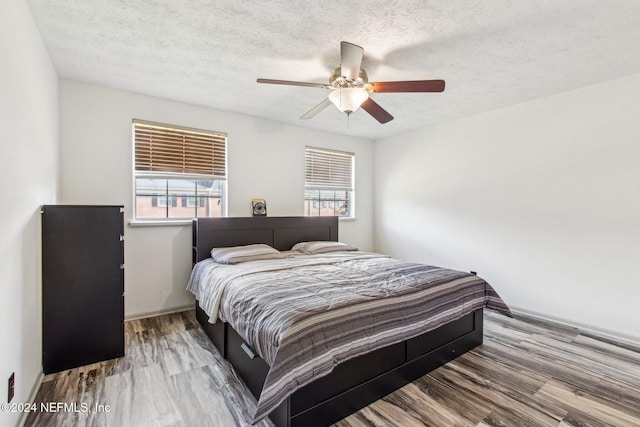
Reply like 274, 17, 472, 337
328, 88, 369, 113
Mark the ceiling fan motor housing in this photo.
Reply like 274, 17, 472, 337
330, 67, 369, 88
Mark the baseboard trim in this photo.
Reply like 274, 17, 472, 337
17, 370, 44, 427
509, 305, 640, 350
125, 304, 194, 321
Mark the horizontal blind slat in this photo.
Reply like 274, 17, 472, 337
135, 135, 226, 146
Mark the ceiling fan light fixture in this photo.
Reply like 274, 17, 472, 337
328, 88, 369, 114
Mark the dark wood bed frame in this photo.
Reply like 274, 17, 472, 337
192, 216, 483, 427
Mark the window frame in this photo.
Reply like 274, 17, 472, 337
304, 146, 355, 219
131, 119, 227, 225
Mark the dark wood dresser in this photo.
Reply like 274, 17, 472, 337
41, 205, 125, 374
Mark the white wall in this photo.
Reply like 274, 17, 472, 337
374, 73, 640, 343
0, 1, 59, 425
59, 81, 374, 318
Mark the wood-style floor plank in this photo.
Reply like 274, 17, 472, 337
25, 310, 640, 427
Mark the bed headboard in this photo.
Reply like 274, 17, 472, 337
192, 216, 339, 265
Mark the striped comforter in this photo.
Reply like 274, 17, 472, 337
187, 252, 510, 422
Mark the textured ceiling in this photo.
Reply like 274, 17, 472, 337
27, 0, 640, 140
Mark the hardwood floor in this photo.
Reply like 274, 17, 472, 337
25, 310, 640, 427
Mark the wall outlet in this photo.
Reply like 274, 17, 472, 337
8, 372, 14, 403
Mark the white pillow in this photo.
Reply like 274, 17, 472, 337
291, 241, 358, 255
210, 244, 283, 264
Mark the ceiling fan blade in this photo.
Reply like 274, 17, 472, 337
371, 80, 445, 93
361, 98, 394, 124
257, 78, 331, 89
340, 41, 364, 81
300, 98, 332, 120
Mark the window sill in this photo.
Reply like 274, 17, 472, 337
339, 217, 357, 222
129, 219, 192, 227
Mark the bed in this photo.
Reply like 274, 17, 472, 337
189, 216, 508, 427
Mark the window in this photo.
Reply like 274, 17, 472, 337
133, 119, 227, 221
304, 147, 354, 218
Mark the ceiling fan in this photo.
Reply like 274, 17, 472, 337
257, 41, 445, 124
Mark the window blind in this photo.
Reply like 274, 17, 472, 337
133, 119, 226, 178
305, 147, 354, 190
